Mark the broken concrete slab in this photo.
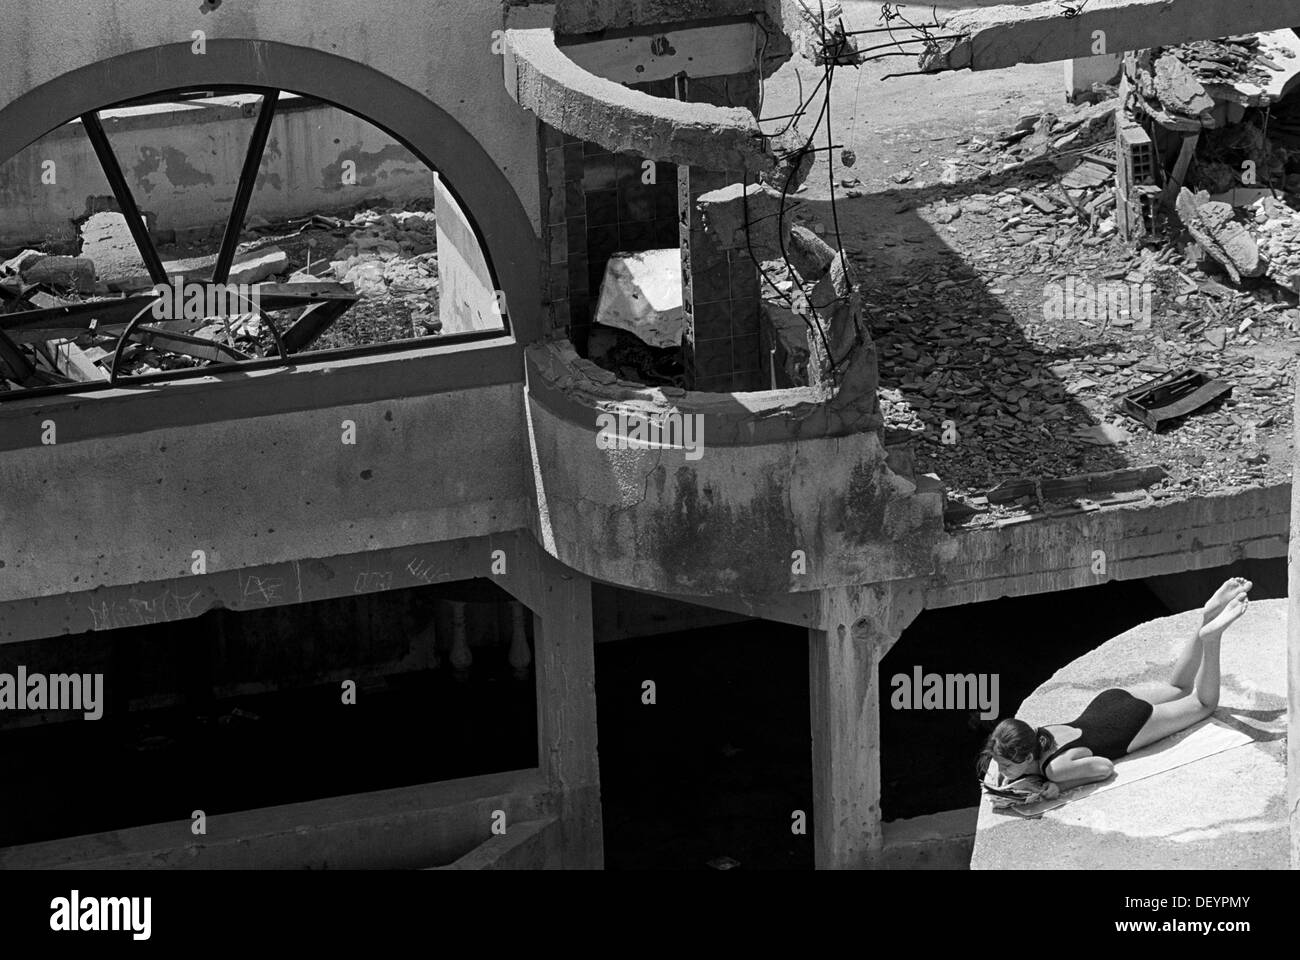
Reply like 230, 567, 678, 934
0, 249, 44, 277
1153, 53, 1215, 120
22, 256, 97, 292
79, 211, 148, 285
762, 128, 816, 193
922, 0, 1300, 73
107, 246, 289, 291
788, 225, 836, 283
593, 249, 684, 348
697, 182, 794, 257
1175, 188, 1263, 282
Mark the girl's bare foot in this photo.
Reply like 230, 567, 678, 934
1202, 593, 1249, 637
1203, 578, 1251, 625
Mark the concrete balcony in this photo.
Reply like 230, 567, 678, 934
524, 340, 947, 600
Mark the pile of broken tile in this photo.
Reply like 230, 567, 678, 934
863, 202, 1295, 527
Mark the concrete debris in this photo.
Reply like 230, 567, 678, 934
331, 209, 437, 261
698, 182, 788, 253
78, 212, 147, 285
1, 249, 44, 277
1176, 188, 1263, 281
21, 256, 97, 292
1250, 196, 1300, 291
787, 225, 837, 283
1152, 53, 1216, 121
791, 1, 864, 67
762, 128, 816, 193
593, 249, 684, 348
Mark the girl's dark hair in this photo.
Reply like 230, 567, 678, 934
976, 719, 1055, 779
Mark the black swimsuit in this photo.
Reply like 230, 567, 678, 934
1041, 688, 1154, 774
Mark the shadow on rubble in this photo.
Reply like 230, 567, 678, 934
792, 171, 1144, 494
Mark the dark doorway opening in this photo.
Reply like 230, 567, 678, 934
0, 577, 536, 849
596, 617, 813, 870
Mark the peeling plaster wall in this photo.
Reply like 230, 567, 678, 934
0, 0, 540, 232
0, 98, 435, 246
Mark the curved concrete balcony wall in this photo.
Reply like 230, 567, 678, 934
524, 342, 947, 597
0, 349, 531, 605
503, 27, 774, 173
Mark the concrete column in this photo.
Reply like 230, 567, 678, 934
1289, 380, 1300, 869
808, 583, 924, 869
529, 561, 603, 868
508, 599, 533, 680
448, 600, 472, 681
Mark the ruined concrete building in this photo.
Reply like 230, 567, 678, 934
0, 0, 1298, 873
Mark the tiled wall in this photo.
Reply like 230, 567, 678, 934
679, 167, 762, 392
540, 75, 680, 356
677, 72, 764, 392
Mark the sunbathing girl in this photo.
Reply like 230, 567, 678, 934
977, 577, 1251, 801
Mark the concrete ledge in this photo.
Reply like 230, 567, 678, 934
434, 816, 560, 869
0, 769, 551, 869
881, 806, 977, 869
929, 484, 1290, 608
972, 600, 1287, 870
526, 340, 881, 445
503, 27, 774, 173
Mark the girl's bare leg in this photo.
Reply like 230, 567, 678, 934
1126, 591, 1247, 752
1129, 577, 1250, 705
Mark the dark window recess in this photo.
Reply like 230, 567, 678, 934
0, 578, 536, 848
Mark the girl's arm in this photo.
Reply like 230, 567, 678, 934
1042, 748, 1114, 785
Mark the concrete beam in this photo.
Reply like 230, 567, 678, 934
558, 21, 761, 84
543, 0, 774, 35
922, 0, 1300, 73
504, 27, 774, 173
0, 769, 550, 869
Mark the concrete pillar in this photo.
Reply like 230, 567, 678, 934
808, 583, 923, 869
448, 600, 472, 681
508, 599, 532, 679
529, 561, 603, 868
1289, 379, 1300, 869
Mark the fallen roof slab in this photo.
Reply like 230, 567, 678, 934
922, 0, 1300, 73
504, 27, 774, 173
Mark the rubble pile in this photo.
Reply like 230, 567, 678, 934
0, 200, 444, 389
1162, 36, 1276, 87
1251, 195, 1300, 289
322, 206, 441, 335
942, 98, 1115, 182
863, 254, 1294, 507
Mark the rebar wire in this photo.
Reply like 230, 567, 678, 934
746, 0, 928, 374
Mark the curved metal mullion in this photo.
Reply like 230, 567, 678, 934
80, 111, 168, 285
108, 296, 166, 387
212, 91, 279, 284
